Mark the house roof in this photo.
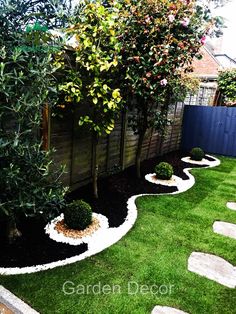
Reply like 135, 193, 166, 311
214, 54, 236, 68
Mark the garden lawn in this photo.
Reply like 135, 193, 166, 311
1, 156, 236, 314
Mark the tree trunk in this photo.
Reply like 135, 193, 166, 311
6, 216, 21, 244
135, 130, 146, 178
92, 132, 99, 199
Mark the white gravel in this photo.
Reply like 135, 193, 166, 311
181, 155, 220, 167
45, 213, 109, 245
0, 155, 220, 275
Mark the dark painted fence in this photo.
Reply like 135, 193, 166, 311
181, 105, 236, 157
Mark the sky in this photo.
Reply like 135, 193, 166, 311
213, 0, 236, 58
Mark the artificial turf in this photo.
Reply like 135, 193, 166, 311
0, 155, 236, 314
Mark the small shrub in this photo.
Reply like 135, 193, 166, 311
155, 162, 173, 180
190, 147, 204, 161
64, 200, 92, 230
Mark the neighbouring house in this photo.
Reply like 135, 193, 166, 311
192, 46, 220, 80
186, 46, 221, 106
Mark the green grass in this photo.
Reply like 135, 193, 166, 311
1, 156, 236, 314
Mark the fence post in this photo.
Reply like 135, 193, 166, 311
106, 134, 111, 172
69, 108, 76, 186
120, 110, 127, 170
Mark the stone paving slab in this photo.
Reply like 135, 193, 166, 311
227, 202, 236, 211
0, 286, 39, 314
213, 221, 236, 240
151, 305, 189, 314
188, 252, 236, 288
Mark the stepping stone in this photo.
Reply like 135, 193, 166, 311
151, 306, 189, 314
0, 286, 39, 314
188, 252, 236, 288
227, 202, 236, 211
213, 221, 236, 240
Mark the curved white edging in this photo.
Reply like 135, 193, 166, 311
181, 155, 220, 167
45, 213, 109, 246
145, 174, 182, 187
0, 155, 220, 275
0, 206, 138, 275
145, 173, 195, 193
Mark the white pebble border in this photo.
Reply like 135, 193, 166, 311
45, 213, 109, 245
145, 174, 182, 187
145, 172, 195, 193
0, 155, 220, 275
181, 155, 220, 167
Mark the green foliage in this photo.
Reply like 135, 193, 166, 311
190, 147, 205, 161
64, 200, 92, 230
56, 0, 123, 136
170, 74, 200, 102
155, 162, 173, 180
1, 156, 236, 313
120, 0, 210, 137
218, 69, 236, 105
0, 0, 225, 218
54, 0, 124, 197
0, 0, 70, 33
0, 1, 68, 227
0, 145, 66, 222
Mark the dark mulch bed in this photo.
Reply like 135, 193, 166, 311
0, 150, 211, 268
0, 218, 87, 268
68, 150, 208, 227
204, 154, 216, 162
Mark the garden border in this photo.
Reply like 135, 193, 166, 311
0, 155, 220, 275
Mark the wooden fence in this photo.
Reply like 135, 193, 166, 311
181, 105, 236, 157
49, 85, 218, 189
50, 101, 184, 189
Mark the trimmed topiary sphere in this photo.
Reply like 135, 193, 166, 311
190, 147, 204, 161
64, 200, 92, 230
155, 162, 173, 180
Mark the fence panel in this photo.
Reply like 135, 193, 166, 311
181, 105, 236, 157
50, 101, 185, 188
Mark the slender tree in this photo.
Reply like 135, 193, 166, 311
120, 0, 216, 178
56, 0, 123, 198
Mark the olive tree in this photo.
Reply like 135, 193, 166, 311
0, 0, 69, 243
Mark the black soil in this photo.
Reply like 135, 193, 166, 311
0, 150, 210, 268
0, 217, 87, 268
68, 150, 208, 227
204, 154, 216, 162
